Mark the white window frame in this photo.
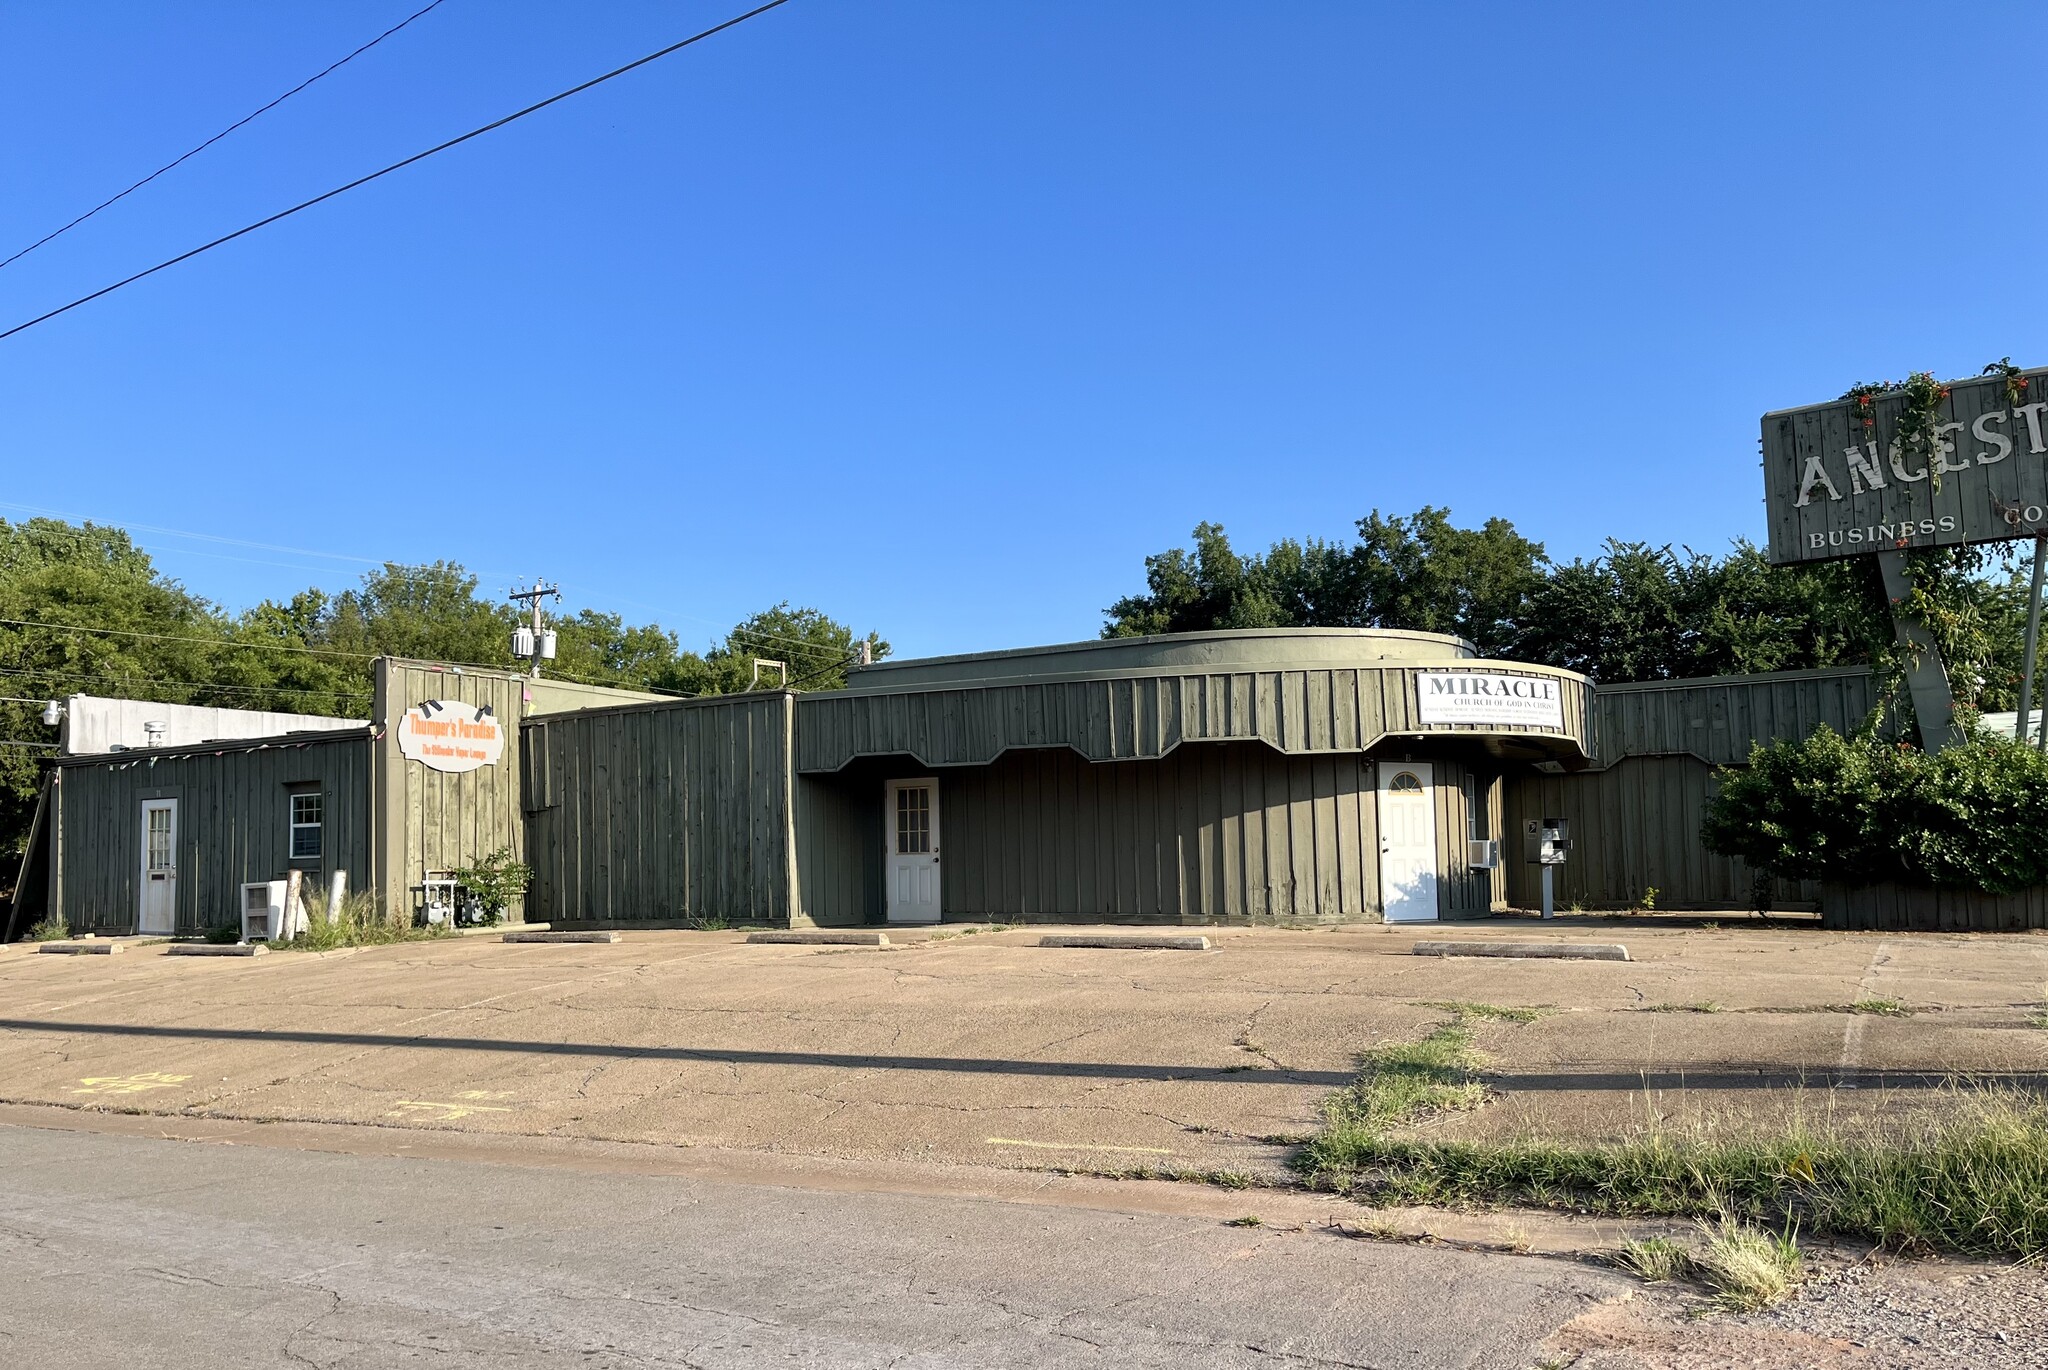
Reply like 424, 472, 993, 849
289, 790, 323, 861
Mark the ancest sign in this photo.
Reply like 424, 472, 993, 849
1762, 366, 2048, 565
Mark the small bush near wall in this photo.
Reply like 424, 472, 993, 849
1703, 725, 2048, 895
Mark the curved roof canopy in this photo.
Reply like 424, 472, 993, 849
798, 629, 1591, 773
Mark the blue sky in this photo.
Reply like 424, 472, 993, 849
2, 2, 2042, 659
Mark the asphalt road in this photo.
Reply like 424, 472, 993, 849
0, 1121, 1625, 1369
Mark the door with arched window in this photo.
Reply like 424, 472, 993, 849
1376, 763, 1438, 922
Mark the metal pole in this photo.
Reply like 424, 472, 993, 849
530, 585, 544, 679
1540, 864, 1553, 920
2019, 535, 2046, 747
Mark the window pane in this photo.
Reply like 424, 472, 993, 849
290, 791, 322, 859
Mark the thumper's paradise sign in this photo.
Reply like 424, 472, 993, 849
1763, 365, 2048, 564
396, 700, 505, 773
1415, 672, 1564, 729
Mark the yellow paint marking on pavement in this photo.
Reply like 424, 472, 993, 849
70, 1072, 191, 1096
451, 1089, 514, 1100
389, 1099, 515, 1122
986, 1138, 1175, 1155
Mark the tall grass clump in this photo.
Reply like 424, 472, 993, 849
26, 912, 70, 941
1299, 1086, 2048, 1260
273, 888, 445, 951
1692, 1217, 1802, 1311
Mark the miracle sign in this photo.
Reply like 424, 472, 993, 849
1762, 366, 2048, 565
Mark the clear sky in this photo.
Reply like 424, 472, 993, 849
2, 2, 2042, 660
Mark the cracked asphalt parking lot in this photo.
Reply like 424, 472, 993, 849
2, 922, 2045, 1173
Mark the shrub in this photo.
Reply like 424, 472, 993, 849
452, 847, 531, 923
26, 912, 69, 941
1703, 725, 2048, 893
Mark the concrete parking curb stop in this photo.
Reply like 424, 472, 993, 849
747, 931, 891, 947
1411, 940, 1630, 961
1039, 934, 1212, 951
502, 930, 622, 944
166, 943, 269, 957
37, 941, 124, 955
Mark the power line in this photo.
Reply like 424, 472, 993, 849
0, 0, 451, 272
0, 0, 794, 343
0, 616, 373, 660
0, 622, 704, 701
2, 502, 882, 665
0, 664, 372, 703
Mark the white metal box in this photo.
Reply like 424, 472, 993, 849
1466, 838, 1500, 870
240, 881, 287, 942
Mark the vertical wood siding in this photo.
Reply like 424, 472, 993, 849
372, 663, 529, 922
1592, 668, 1879, 765
1503, 755, 1816, 910
925, 742, 1381, 924
522, 694, 795, 924
53, 733, 373, 935
794, 773, 880, 926
1820, 881, 2048, 932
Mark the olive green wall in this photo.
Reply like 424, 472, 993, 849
522, 693, 797, 925
50, 731, 373, 936
1498, 667, 1875, 911
794, 743, 1500, 926
371, 661, 530, 925
1504, 754, 1817, 911
369, 660, 665, 924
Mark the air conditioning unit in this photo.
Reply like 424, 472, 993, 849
1467, 839, 1500, 870
241, 881, 289, 943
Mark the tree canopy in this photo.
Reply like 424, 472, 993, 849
0, 517, 887, 864
1104, 507, 2034, 704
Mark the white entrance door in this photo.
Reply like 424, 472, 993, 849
886, 779, 941, 923
138, 798, 178, 934
1377, 763, 1439, 923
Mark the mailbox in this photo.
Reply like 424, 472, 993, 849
1522, 817, 1571, 866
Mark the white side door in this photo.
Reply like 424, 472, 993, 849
1377, 763, 1439, 923
138, 798, 178, 935
885, 779, 941, 923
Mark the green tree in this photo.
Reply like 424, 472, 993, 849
704, 604, 890, 693
0, 519, 236, 860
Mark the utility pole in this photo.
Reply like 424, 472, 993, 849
507, 578, 560, 679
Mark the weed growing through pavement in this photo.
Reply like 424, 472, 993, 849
1322, 1021, 1489, 1135
1418, 1001, 1548, 1023
1691, 1216, 1802, 1312
1224, 1215, 1262, 1228
1641, 1001, 1723, 1014
270, 889, 450, 951
26, 912, 70, 941
1615, 1235, 1689, 1283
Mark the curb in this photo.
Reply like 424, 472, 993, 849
1411, 940, 1630, 962
502, 930, 621, 944
1039, 934, 1212, 951
747, 931, 891, 947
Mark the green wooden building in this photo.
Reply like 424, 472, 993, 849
13, 629, 1898, 937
